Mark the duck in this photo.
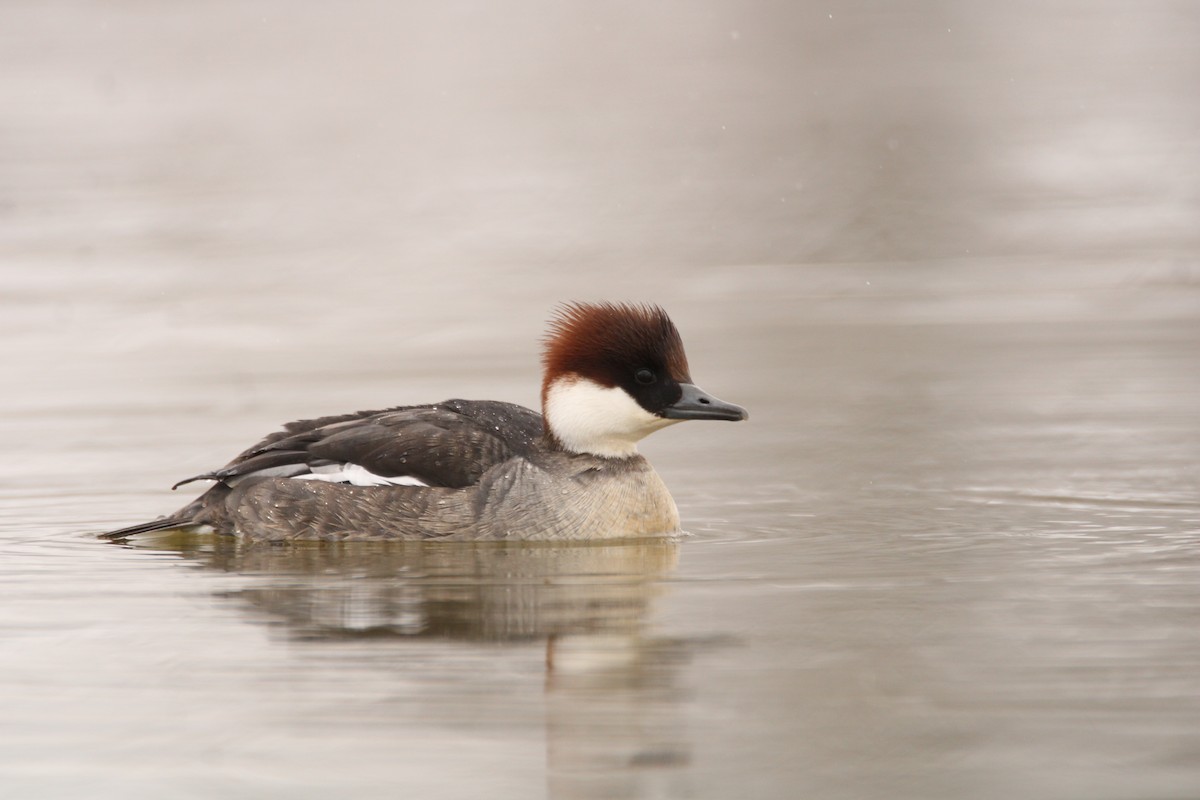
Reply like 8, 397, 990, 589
100, 302, 747, 542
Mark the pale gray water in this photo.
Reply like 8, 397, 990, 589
3, 2, 1200, 798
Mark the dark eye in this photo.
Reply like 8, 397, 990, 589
634, 368, 656, 385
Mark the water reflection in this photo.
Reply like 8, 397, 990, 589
120, 532, 680, 642
116, 533, 702, 798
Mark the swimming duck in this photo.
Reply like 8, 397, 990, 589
100, 302, 747, 541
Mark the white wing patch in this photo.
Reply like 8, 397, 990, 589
293, 463, 428, 487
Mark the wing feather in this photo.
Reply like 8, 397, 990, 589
173, 400, 542, 490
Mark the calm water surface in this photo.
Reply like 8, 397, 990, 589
3, 3, 1200, 799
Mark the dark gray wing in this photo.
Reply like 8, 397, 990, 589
174, 399, 544, 490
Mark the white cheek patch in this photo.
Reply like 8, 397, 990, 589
293, 463, 429, 487
544, 376, 680, 458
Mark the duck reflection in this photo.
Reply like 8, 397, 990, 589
123, 532, 699, 798
126, 531, 680, 642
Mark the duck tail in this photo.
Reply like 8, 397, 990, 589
99, 514, 197, 541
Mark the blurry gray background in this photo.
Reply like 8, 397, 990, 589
5, 1, 1198, 389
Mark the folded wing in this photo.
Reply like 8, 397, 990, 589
173, 399, 544, 490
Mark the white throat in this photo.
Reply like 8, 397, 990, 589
544, 376, 680, 458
